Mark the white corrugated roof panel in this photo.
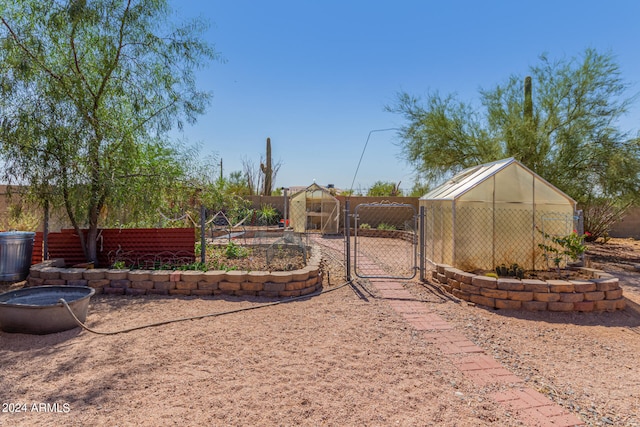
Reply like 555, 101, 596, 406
420, 157, 575, 206
421, 158, 515, 201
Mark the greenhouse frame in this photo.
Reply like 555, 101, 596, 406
420, 158, 577, 272
289, 183, 340, 234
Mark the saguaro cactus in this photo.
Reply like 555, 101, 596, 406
260, 137, 273, 196
523, 76, 539, 169
524, 76, 533, 121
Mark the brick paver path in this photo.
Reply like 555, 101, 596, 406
314, 235, 585, 426
370, 278, 584, 426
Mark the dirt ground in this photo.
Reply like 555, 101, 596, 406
1, 238, 640, 426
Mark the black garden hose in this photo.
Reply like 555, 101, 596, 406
58, 280, 352, 336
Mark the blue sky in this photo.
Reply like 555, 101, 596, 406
170, 1, 640, 193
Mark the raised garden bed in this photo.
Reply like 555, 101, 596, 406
432, 264, 625, 312
204, 242, 307, 272
25, 244, 323, 299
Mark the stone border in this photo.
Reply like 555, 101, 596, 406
352, 228, 414, 243
26, 246, 323, 298
432, 264, 625, 312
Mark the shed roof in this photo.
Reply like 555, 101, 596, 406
420, 157, 575, 205
290, 182, 338, 199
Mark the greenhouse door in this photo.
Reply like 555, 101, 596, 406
321, 201, 339, 234
350, 203, 418, 280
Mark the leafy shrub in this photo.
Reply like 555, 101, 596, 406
224, 241, 249, 259
583, 199, 629, 242
537, 227, 588, 270
377, 223, 396, 230
256, 204, 281, 226
112, 260, 127, 269
2, 204, 39, 231
359, 223, 371, 229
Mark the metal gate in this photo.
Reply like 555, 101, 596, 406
346, 202, 419, 280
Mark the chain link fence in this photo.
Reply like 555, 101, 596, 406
352, 203, 417, 279
424, 205, 581, 272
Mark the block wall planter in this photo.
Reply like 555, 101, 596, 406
432, 264, 625, 312
26, 247, 323, 299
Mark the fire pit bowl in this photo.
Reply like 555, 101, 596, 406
0, 286, 95, 334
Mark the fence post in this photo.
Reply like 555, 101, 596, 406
43, 199, 49, 261
345, 199, 351, 281
200, 204, 206, 265
419, 205, 425, 282
283, 188, 289, 228
576, 209, 584, 265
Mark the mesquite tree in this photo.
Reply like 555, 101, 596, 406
0, 0, 216, 264
388, 49, 640, 238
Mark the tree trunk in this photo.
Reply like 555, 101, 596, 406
43, 198, 49, 260
85, 225, 99, 265
84, 194, 104, 265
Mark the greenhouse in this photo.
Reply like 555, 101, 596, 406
420, 158, 577, 272
289, 183, 340, 234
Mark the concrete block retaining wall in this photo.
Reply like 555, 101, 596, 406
432, 264, 625, 312
26, 250, 323, 298
351, 229, 414, 243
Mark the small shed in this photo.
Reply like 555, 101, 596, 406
290, 183, 340, 234
420, 158, 577, 271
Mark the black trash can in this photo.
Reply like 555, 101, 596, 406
0, 231, 35, 282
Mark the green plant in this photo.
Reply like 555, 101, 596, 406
359, 223, 371, 229
112, 260, 127, 269
225, 241, 249, 259
495, 263, 524, 279
388, 49, 639, 207
208, 259, 237, 272
367, 181, 402, 197
177, 262, 208, 271
496, 264, 507, 276
582, 199, 629, 242
3, 204, 40, 231
515, 267, 524, 279
537, 227, 589, 272
377, 223, 396, 230
153, 263, 174, 270
0, 2, 216, 264
256, 204, 280, 225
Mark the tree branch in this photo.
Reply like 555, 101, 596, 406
70, 20, 97, 99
